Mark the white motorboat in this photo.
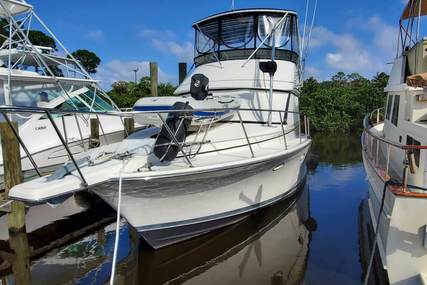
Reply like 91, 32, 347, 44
0, 0, 130, 176
9, 7, 312, 249
362, 1, 427, 284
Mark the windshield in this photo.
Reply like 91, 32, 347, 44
194, 12, 299, 66
6, 80, 86, 107
78, 88, 115, 112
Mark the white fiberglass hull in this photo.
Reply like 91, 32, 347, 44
92, 142, 309, 249
362, 144, 427, 285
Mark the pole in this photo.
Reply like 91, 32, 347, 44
124, 117, 135, 138
150, 62, 158, 97
0, 122, 26, 232
90, 118, 100, 149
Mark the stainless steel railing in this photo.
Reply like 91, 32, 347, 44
363, 108, 427, 193
0, 105, 311, 187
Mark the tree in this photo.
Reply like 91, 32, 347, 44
108, 77, 177, 108
300, 72, 387, 132
70, 49, 101, 74
28, 30, 56, 50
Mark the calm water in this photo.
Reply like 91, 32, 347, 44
0, 133, 373, 285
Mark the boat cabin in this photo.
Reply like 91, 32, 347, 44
175, 9, 302, 125
193, 9, 299, 66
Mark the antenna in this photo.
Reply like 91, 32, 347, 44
231, 0, 235, 11
133, 68, 139, 84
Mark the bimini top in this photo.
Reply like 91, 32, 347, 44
192, 8, 300, 66
193, 8, 297, 26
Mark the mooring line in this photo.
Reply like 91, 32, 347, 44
110, 159, 126, 285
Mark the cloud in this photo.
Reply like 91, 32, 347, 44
139, 27, 194, 63
85, 29, 105, 42
94, 60, 175, 90
304, 66, 321, 78
152, 39, 193, 62
308, 16, 396, 78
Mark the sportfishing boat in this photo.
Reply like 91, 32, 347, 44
0, 0, 129, 175
362, 1, 427, 284
8, 7, 312, 249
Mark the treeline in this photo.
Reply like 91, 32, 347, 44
300, 72, 388, 132
107, 77, 176, 108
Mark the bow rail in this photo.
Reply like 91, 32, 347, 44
0, 105, 310, 188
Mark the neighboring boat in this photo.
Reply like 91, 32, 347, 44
9, 7, 311, 249
362, 1, 427, 284
0, 0, 130, 176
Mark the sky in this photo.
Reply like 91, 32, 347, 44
27, 0, 408, 89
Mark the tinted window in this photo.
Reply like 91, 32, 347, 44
391, 95, 400, 126
385, 95, 393, 120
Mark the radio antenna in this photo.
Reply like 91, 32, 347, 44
231, 0, 235, 11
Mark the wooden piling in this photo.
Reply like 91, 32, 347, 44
124, 117, 135, 138
179, 62, 187, 84
0, 122, 22, 197
0, 122, 26, 232
89, 118, 99, 149
9, 230, 31, 284
150, 62, 158, 97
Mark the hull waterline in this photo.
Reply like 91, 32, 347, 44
92, 143, 310, 249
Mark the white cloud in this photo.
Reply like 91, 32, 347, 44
94, 60, 175, 90
304, 66, 321, 78
86, 29, 104, 42
139, 27, 194, 63
309, 16, 396, 77
152, 39, 193, 63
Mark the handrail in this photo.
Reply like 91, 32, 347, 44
0, 105, 304, 117
363, 111, 427, 150
0, 105, 310, 187
363, 108, 427, 194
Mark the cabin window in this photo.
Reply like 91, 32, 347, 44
194, 12, 299, 66
391, 95, 400, 126
406, 136, 421, 167
385, 95, 393, 120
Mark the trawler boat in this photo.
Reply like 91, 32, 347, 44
362, 1, 427, 284
8, 8, 311, 249
0, 0, 128, 175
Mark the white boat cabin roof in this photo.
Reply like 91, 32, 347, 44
0, 0, 32, 17
193, 8, 297, 26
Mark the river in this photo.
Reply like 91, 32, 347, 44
0, 133, 381, 285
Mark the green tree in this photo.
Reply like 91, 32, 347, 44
28, 30, 56, 50
70, 49, 101, 74
108, 77, 176, 108
301, 72, 388, 132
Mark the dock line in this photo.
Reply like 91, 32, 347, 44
110, 159, 126, 285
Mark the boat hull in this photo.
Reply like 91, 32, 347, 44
92, 143, 310, 249
362, 147, 427, 285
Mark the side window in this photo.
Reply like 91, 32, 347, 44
385, 95, 393, 120
391, 95, 400, 126
407, 136, 421, 167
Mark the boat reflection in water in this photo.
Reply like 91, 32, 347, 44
0, 181, 315, 285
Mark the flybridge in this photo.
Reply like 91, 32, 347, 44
192, 9, 300, 66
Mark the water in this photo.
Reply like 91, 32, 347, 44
0, 133, 375, 285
